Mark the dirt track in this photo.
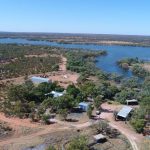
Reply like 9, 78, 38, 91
100, 103, 144, 150
0, 103, 144, 150
0, 55, 144, 150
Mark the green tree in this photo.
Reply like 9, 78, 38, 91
7, 85, 28, 102
55, 94, 76, 110
58, 109, 68, 121
87, 105, 93, 119
94, 96, 103, 110
66, 84, 80, 98
67, 136, 89, 150
140, 97, 150, 114
130, 108, 146, 133
130, 118, 145, 133
42, 114, 50, 124
115, 89, 137, 104
93, 121, 109, 134
46, 146, 56, 150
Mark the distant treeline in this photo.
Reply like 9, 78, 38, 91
1, 32, 150, 47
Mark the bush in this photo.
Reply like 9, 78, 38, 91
46, 146, 56, 150
87, 105, 93, 119
130, 118, 145, 133
67, 136, 89, 150
132, 65, 149, 78
42, 114, 50, 124
58, 109, 68, 121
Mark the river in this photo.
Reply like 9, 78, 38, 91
0, 38, 150, 78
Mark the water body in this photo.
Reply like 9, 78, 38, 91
0, 38, 150, 77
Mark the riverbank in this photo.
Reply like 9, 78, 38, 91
1, 32, 150, 47
0, 38, 150, 77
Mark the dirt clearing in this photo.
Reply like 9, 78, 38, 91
100, 103, 144, 150
143, 63, 150, 72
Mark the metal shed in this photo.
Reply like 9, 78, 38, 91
93, 134, 106, 142
45, 90, 66, 98
50, 91, 64, 98
117, 106, 133, 119
79, 102, 90, 111
126, 99, 138, 105
31, 76, 50, 84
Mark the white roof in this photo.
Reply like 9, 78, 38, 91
51, 91, 64, 97
93, 134, 106, 140
126, 99, 138, 103
31, 76, 50, 83
117, 106, 133, 118
79, 102, 90, 107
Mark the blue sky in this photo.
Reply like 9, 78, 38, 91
0, 0, 150, 35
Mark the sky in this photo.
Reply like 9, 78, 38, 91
0, 0, 150, 35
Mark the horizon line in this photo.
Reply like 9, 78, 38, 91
0, 31, 150, 37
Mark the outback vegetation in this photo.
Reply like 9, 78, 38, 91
0, 46, 108, 122
0, 44, 149, 133
0, 43, 149, 150
117, 57, 150, 78
0, 44, 62, 80
1, 32, 150, 47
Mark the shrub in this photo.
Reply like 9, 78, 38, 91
130, 118, 145, 133
87, 105, 93, 119
67, 136, 89, 150
46, 146, 56, 150
58, 109, 68, 121
42, 114, 50, 124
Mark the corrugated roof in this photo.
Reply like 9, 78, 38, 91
79, 102, 89, 107
51, 91, 64, 97
93, 134, 106, 140
126, 99, 138, 103
31, 76, 50, 83
117, 106, 132, 118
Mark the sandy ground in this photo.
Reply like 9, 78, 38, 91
100, 103, 144, 150
0, 103, 145, 150
143, 63, 150, 72
40, 55, 79, 88
49, 55, 79, 88
0, 113, 39, 129
0, 113, 91, 150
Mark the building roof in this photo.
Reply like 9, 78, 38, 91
31, 76, 50, 83
79, 102, 90, 107
117, 106, 133, 118
93, 134, 106, 140
45, 91, 64, 97
50, 91, 64, 98
126, 99, 138, 103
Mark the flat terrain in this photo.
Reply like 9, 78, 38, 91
0, 102, 145, 150
0, 111, 132, 150
100, 103, 144, 150
0, 46, 147, 150
0, 55, 79, 88
1, 32, 150, 46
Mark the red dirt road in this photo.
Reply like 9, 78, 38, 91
100, 103, 144, 150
